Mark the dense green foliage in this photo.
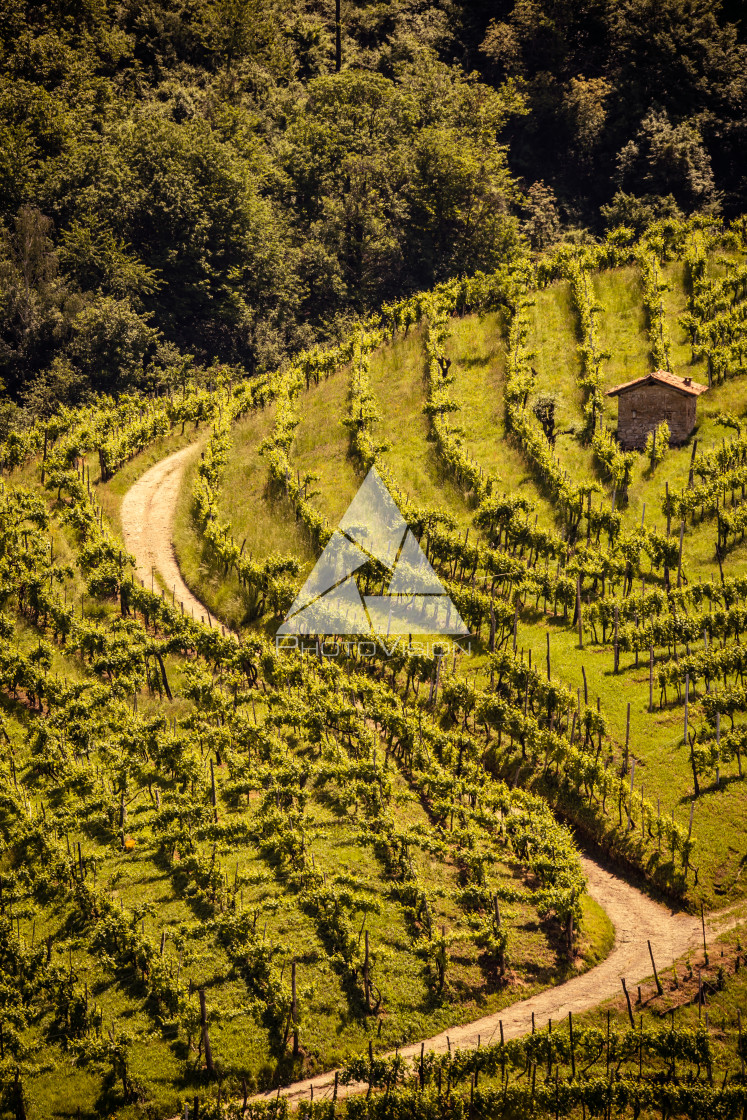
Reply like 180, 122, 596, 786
1, 0, 746, 419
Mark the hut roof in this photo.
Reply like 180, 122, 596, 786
606, 369, 708, 398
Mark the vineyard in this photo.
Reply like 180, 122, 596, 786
2, 214, 747, 1119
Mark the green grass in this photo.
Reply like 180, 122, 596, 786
509, 610, 747, 908
3, 468, 615, 1116
575, 924, 747, 1080
578, 893, 615, 967
444, 312, 557, 529
290, 369, 360, 529
526, 280, 600, 496
161, 254, 747, 913
172, 402, 316, 631
368, 330, 473, 528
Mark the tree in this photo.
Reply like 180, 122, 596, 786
70, 296, 160, 392
103, 116, 298, 367
600, 190, 683, 236
533, 394, 558, 444
615, 108, 717, 212
606, 0, 746, 123
407, 124, 522, 281
20, 357, 86, 418
58, 216, 159, 305
0, 206, 72, 396
525, 181, 561, 249
563, 76, 610, 158
283, 69, 413, 309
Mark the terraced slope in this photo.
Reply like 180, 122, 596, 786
170, 235, 747, 910
8, 222, 747, 1117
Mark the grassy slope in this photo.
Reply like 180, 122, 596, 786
289, 366, 359, 530
171, 402, 317, 632
7, 499, 612, 1120
186, 258, 747, 910
494, 261, 747, 905
444, 311, 558, 530
101, 252, 747, 908
63, 247, 747, 1115
368, 329, 473, 528
526, 279, 600, 498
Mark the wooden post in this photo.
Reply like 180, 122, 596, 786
665, 481, 671, 536
684, 674, 689, 746
292, 960, 299, 1055
624, 702, 630, 775
364, 930, 371, 1011
576, 574, 583, 649
648, 941, 663, 995
546, 632, 551, 680
621, 978, 635, 1029
581, 664, 588, 706
198, 990, 214, 1075
677, 520, 685, 588
367, 1040, 373, 1099
613, 605, 619, 672
649, 646, 654, 712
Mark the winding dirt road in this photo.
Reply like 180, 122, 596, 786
120, 442, 217, 626
254, 859, 745, 1106
121, 446, 747, 1110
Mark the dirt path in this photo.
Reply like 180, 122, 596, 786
254, 859, 746, 1107
120, 447, 747, 1112
119, 442, 218, 627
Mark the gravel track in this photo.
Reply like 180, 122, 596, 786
253, 857, 746, 1106
119, 442, 219, 627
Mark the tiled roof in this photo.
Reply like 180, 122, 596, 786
606, 369, 708, 398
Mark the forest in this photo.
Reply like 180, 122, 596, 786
1, 0, 746, 417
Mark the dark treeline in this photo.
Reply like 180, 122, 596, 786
0, 0, 745, 418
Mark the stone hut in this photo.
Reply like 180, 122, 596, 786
606, 369, 708, 451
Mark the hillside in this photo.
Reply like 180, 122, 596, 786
3, 2, 747, 1117
167, 228, 747, 910
0, 219, 747, 1118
